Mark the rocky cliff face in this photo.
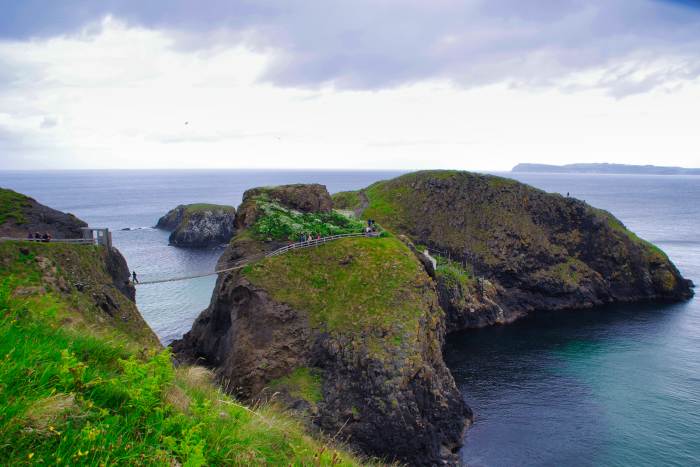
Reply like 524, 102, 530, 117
0, 187, 87, 239
359, 171, 694, 330
236, 183, 333, 229
173, 184, 469, 466
156, 204, 236, 248
0, 193, 159, 349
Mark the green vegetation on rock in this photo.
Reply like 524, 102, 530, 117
0, 242, 369, 466
0, 188, 31, 225
243, 236, 435, 353
183, 203, 234, 214
434, 253, 476, 291
270, 367, 323, 404
331, 191, 362, 211
251, 196, 365, 241
356, 170, 691, 319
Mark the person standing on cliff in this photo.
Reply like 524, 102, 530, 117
132, 270, 139, 284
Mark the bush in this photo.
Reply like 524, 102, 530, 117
252, 199, 366, 241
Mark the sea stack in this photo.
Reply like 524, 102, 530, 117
172, 183, 469, 466
156, 204, 236, 248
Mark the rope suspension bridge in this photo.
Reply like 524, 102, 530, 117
2, 228, 381, 286
136, 232, 380, 286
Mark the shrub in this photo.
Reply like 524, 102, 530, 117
252, 199, 366, 241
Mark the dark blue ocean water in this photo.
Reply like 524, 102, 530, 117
0, 170, 697, 466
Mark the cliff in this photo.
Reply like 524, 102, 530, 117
0, 194, 372, 466
173, 184, 469, 465
348, 170, 693, 330
156, 203, 236, 248
0, 187, 87, 239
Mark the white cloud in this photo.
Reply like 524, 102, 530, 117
0, 17, 699, 170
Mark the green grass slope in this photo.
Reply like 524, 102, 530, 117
0, 189, 31, 225
0, 241, 369, 466
243, 236, 437, 355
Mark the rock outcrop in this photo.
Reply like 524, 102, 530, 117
358, 170, 694, 330
0, 187, 87, 239
236, 184, 333, 229
156, 204, 236, 248
173, 184, 469, 466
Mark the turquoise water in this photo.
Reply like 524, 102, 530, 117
1, 170, 697, 465
446, 173, 700, 466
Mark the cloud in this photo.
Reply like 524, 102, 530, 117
0, 13, 699, 171
1, 1, 700, 95
40, 116, 58, 129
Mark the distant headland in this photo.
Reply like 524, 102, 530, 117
513, 163, 700, 175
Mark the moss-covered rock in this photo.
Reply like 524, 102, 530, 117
236, 184, 333, 229
156, 204, 236, 248
0, 187, 87, 239
359, 170, 694, 328
0, 241, 159, 350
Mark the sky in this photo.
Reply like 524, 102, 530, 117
1, 0, 700, 171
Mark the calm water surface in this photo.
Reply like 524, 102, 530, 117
447, 173, 700, 467
0, 170, 697, 466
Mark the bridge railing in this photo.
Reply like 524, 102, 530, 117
266, 232, 379, 257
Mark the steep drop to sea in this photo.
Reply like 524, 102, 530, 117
1, 169, 698, 465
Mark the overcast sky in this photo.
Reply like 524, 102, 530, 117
1, 0, 699, 170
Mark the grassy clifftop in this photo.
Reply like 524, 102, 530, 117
0, 188, 31, 225
0, 188, 86, 239
0, 241, 369, 466
353, 170, 692, 320
243, 236, 434, 353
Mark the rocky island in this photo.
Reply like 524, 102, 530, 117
173, 184, 468, 465
156, 203, 236, 248
336, 171, 693, 330
173, 172, 693, 465
513, 162, 700, 175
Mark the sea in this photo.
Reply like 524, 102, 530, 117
0, 169, 697, 467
